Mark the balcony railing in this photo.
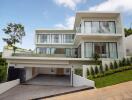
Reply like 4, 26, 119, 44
12, 53, 77, 58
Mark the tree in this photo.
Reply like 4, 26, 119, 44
126, 58, 131, 66
114, 61, 118, 69
93, 53, 100, 64
95, 66, 99, 74
90, 67, 95, 76
119, 60, 123, 67
122, 58, 127, 66
124, 28, 132, 37
105, 64, 109, 71
99, 64, 104, 74
87, 68, 90, 76
110, 62, 114, 69
2, 23, 25, 54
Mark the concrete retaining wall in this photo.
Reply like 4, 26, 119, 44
73, 74, 95, 87
0, 79, 20, 94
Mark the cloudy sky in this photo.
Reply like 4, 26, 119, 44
0, 0, 132, 51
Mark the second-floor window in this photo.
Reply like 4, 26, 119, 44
84, 21, 116, 34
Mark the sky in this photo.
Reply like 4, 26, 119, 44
0, 0, 132, 51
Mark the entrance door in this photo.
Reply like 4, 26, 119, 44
56, 68, 64, 75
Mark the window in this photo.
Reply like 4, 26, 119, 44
92, 22, 100, 33
100, 21, 116, 33
109, 43, 117, 58
84, 22, 91, 33
83, 21, 116, 34
63, 34, 74, 43
85, 43, 93, 58
84, 42, 117, 58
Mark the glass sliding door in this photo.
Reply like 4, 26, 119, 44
91, 22, 100, 33
84, 43, 93, 58
100, 21, 116, 33
84, 21, 91, 33
94, 43, 109, 58
109, 43, 117, 58
84, 42, 117, 58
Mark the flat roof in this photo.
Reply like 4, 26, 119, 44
35, 29, 75, 33
74, 11, 120, 28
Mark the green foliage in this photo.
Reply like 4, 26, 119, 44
114, 60, 118, 69
2, 23, 25, 53
99, 64, 104, 74
87, 68, 90, 76
126, 58, 131, 66
95, 66, 99, 74
130, 57, 132, 63
75, 68, 82, 76
90, 67, 95, 76
105, 64, 109, 71
124, 28, 132, 37
122, 58, 127, 66
110, 62, 114, 69
93, 53, 100, 62
119, 60, 123, 67
0, 55, 7, 83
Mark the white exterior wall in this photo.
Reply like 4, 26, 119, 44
0, 79, 20, 94
25, 67, 32, 81
73, 74, 95, 87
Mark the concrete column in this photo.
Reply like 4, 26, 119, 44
83, 65, 87, 78
81, 42, 85, 58
70, 66, 74, 86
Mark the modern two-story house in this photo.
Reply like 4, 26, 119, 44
3, 11, 126, 87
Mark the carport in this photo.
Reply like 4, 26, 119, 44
25, 74, 71, 86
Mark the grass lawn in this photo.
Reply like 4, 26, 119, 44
92, 70, 132, 88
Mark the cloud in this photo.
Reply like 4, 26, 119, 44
55, 16, 75, 29
54, 0, 85, 10
88, 0, 132, 13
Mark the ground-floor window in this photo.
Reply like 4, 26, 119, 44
84, 42, 118, 58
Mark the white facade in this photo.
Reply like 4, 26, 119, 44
3, 11, 126, 87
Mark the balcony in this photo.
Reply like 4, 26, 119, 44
12, 52, 77, 58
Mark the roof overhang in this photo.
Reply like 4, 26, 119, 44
74, 11, 121, 28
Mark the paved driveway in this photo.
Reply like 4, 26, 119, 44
45, 81, 132, 100
25, 74, 70, 86
0, 85, 89, 100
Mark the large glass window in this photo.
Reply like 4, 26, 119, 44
100, 21, 116, 33
109, 43, 117, 58
63, 34, 74, 43
84, 42, 117, 58
84, 22, 91, 33
84, 21, 116, 34
85, 43, 93, 58
92, 22, 100, 33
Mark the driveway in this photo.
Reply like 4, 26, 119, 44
44, 81, 132, 100
0, 84, 90, 100
25, 74, 70, 86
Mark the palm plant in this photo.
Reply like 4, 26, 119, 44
2, 23, 25, 54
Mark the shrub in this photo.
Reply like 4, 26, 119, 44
87, 68, 90, 76
105, 64, 109, 71
99, 64, 104, 74
126, 58, 131, 66
130, 57, 132, 63
75, 68, 82, 76
93, 53, 100, 62
110, 62, 114, 69
119, 60, 123, 67
95, 66, 99, 75
114, 60, 118, 69
90, 67, 95, 76
122, 58, 127, 66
